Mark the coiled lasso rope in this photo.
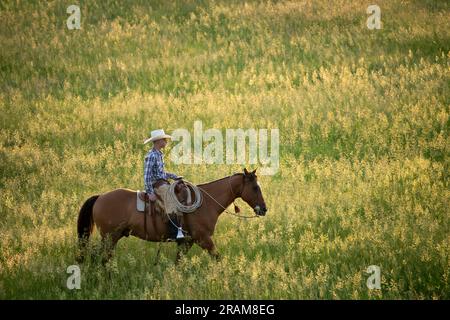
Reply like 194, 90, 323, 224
164, 180, 203, 214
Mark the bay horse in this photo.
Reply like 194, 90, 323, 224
76, 168, 267, 263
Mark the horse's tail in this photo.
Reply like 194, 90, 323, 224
76, 194, 99, 262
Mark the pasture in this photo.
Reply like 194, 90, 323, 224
0, 0, 449, 299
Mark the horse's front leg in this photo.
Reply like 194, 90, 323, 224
175, 239, 194, 264
196, 236, 220, 261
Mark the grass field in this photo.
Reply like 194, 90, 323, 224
0, 0, 449, 299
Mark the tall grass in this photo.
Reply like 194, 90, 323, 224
0, 0, 448, 299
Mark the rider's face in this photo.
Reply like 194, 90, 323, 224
155, 138, 168, 149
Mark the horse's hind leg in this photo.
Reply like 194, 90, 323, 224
100, 231, 123, 265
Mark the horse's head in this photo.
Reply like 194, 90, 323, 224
239, 168, 267, 216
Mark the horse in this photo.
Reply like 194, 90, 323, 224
76, 168, 267, 264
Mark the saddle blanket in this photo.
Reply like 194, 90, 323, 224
136, 191, 146, 212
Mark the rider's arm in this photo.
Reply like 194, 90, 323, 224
144, 155, 155, 195
166, 172, 180, 180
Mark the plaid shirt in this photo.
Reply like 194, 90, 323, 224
144, 148, 178, 194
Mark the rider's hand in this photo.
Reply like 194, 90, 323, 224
148, 193, 157, 202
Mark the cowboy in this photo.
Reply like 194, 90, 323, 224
144, 129, 183, 204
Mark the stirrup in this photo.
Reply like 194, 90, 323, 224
176, 227, 184, 239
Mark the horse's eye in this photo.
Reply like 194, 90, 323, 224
253, 186, 259, 191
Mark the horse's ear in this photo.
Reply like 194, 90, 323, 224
252, 168, 257, 174
244, 168, 249, 175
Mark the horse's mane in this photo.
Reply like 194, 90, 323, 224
197, 173, 243, 187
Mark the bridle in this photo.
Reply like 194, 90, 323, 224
200, 174, 260, 219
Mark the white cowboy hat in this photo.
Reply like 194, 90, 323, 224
144, 129, 172, 144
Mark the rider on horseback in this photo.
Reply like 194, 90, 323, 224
143, 129, 183, 203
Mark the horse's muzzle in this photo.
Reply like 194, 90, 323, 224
254, 205, 267, 216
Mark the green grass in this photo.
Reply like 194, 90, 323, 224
0, 0, 449, 299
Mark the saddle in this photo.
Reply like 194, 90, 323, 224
136, 179, 169, 211
136, 179, 186, 241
